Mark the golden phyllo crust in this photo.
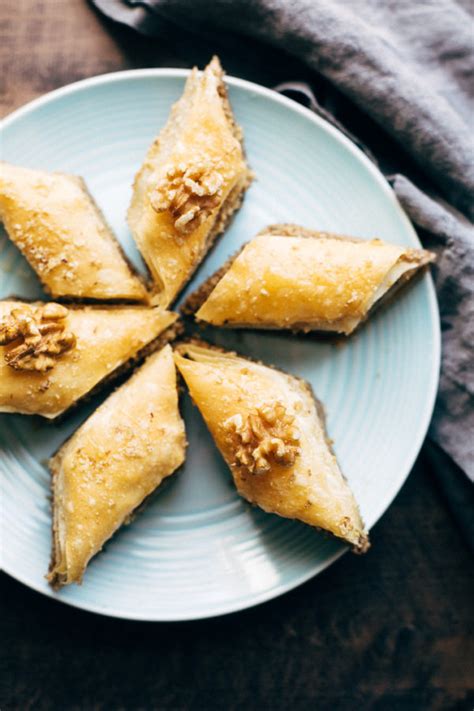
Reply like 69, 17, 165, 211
0, 300, 179, 419
185, 224, 435, 334
128, 56, 252, 306
0, 162, 148, 302
174, 341, 369, 552
48, 345, 186, 588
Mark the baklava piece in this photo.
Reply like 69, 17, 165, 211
184, 224, 435, 334
0, 161, 148, 302
48, 345, 186, 588
174, 341, 369, 552
0, 300, 180, 418
128, 56, 252, 306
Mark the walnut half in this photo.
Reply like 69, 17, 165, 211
150, 160, 224, 238
0, 303, 76, 372
224, 402, 301, 475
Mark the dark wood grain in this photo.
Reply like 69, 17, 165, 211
1, 2, 473, 709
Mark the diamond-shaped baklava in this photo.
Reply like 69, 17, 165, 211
184, 224, 435, 334
0, 162, 148, 302
48, 344, 186, 588
128, 56, 252, 306
0, 300, 179, 418
174, 341, 369, 551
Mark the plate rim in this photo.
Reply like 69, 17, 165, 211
0, 68, 441, 621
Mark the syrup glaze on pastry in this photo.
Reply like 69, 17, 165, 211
128, 56, 252, 306
0, 162, 148, 302
185, 224, 435, 334
48, 345, 186, 588
174, 341, 369, 552
0, 300, 179, 418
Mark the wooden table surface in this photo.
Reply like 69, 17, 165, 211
1, 2, 473, 709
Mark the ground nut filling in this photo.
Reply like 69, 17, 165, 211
224, 401, 301, 475
150, 160, 224, 238
0, 303, 76, 372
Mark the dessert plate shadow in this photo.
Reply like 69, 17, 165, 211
0, 69, 440, 621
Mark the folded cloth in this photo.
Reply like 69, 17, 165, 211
424, 440, 474, 553
93, 0, 474, 486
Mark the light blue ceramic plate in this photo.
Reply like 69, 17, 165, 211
0, 70, 440, 621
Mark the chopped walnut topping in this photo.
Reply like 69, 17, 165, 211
224, 402, 301, 475
150, 160, 224, 237
0, 303, 76, 372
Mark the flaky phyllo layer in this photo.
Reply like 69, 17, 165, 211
49, 345, 187, 588
0, 300, 179, 418
128, 56, 252, 307
174, 341, 369, 552
0, 162, 148, 302
186, 225, 435, 334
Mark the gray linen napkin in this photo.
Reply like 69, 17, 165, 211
93, 0, 474, 482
